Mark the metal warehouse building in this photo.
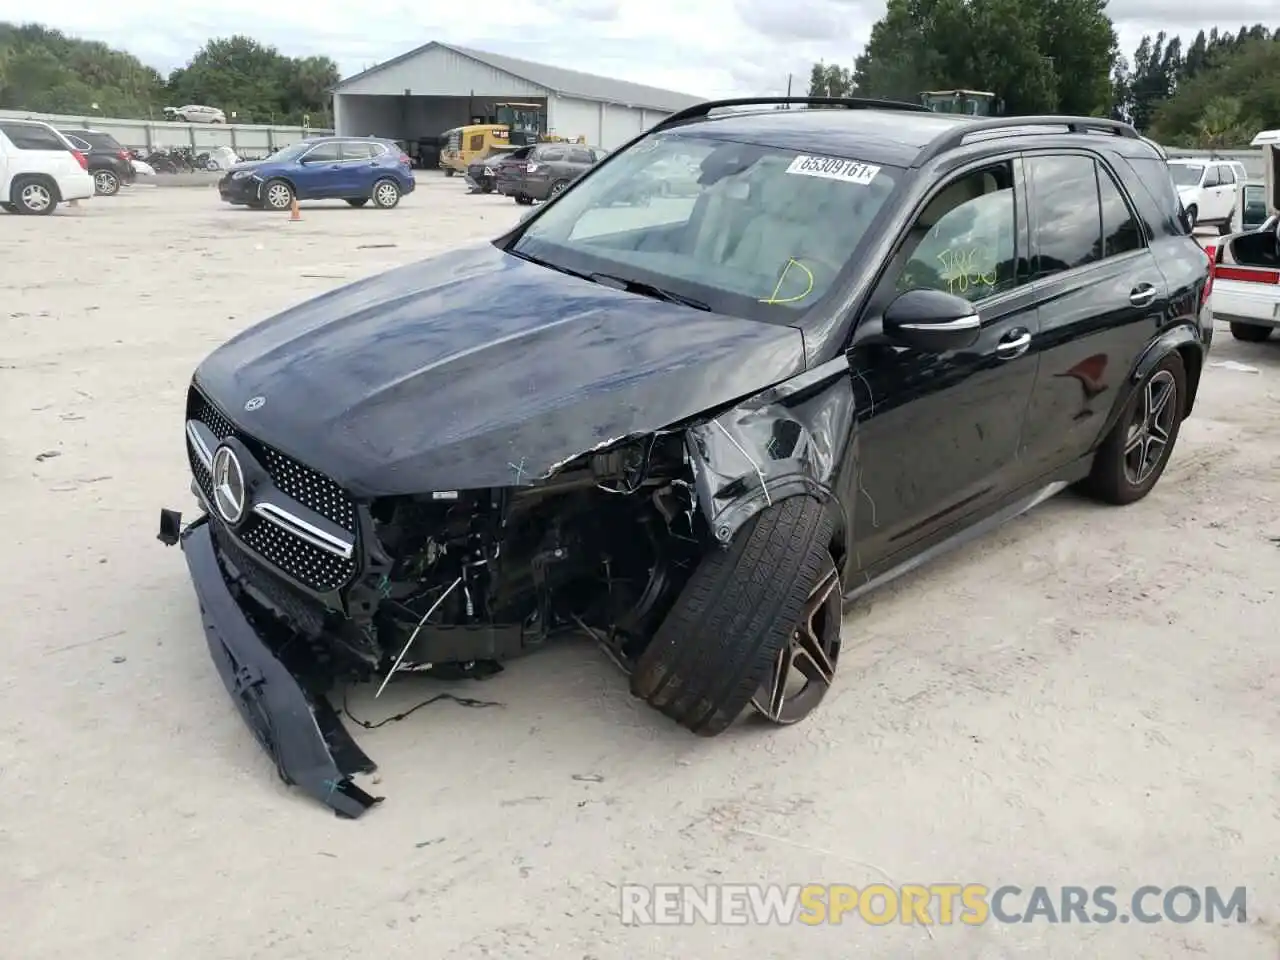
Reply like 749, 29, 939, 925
332, 42, 705, 151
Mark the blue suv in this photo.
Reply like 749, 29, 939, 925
218, 136, 416, 210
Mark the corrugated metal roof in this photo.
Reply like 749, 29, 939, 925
335, 41, 705, 114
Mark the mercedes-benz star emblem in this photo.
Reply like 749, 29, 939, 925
211, 446, 247, 525
244, 396, 265, 412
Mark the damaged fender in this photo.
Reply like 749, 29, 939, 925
685, 356, 857, 548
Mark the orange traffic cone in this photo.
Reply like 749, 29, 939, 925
289, 197, 301, 221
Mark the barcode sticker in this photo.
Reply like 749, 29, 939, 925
785, 154, 881, 185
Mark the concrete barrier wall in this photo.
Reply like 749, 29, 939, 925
0, 108, 333, 157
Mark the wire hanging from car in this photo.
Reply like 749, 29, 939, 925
375, 575, 462, 698
342, 690, 503, 730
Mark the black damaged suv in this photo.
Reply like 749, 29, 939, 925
161, 98, 1212, 817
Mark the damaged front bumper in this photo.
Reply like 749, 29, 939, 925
167, 512, 382, 818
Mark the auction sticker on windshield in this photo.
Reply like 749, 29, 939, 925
786, 155, 881, 185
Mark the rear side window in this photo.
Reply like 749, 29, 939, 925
82, 132, 122, 151
1121, 156, 1188, 238
341, 141, 378, 159
1098, 165, 1144, 257
1, 123, 67, 151
568, 148, 593, 164
538, 148, 566, 162
1027, 155, 1102, 277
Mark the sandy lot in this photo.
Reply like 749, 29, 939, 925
1, 178, 1277, 959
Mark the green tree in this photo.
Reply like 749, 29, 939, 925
842, 0, 1113, 116
1149, 36, 1280, 146
806, 61, 853, 97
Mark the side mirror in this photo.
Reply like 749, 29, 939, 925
883, 288, 982, 352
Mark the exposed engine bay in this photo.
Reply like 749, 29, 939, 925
285, 433, 703, 687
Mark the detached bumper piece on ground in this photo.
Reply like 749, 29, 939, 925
161, 98, 1212, 818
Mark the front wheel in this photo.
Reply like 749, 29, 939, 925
1230, 322, 1273, 342
262, 178, 294, 211
94, 170, 120, 196
371, 178, 401, 209
1185, 205, 1198, 230
549, 179, 569, 199
1078, 352, 1185, 505
631, 496, 840, 736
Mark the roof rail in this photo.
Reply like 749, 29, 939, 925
915, 115, 1142, 166
650, 96, 930, 133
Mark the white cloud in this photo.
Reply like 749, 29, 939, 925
1, 0, 1275, 98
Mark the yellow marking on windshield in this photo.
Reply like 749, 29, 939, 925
760, 258, 815, 304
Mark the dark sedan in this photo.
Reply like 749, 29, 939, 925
498, 142, 608, 204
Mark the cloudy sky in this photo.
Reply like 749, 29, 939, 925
0, 0, 1273, 97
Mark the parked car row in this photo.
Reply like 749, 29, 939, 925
464, 142, 609, 204
0, 119, 96, 214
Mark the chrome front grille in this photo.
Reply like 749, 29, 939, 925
187, 386, 358, 593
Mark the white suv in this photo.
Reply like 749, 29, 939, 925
165, 105, 227, 124
1167, 158, 1249, 233
0, 119, 95, 215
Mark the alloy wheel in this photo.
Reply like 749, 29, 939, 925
266, 183, 291, 209
20, 183, 52, 212
551, 181, 567, 198
95, 171, 118, 194
374, 182, 398, 207
1123, 369, 1177, 486
750, 560, 842, 725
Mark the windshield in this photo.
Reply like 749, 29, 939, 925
512, 133, 899, 322
1168, 164, 1203, 187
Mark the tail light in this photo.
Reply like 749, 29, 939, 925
399, 152, 411, 166
118, 149, 131, 161
72, 150, 88, 170
1200, 245, 1214, 306
527, 161, 539, 173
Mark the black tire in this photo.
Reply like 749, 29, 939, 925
549, 179, 569, 199
515, 195, 534, 206
631, 496, 838, 737
1079, 352, 1186, 505
1217, 217, 1233, 236
444, 167, 455, 177
346, 198, 369, 207
1229, 322, 1272, 342
1185, 205, 1198, 230
262, 178, 294, 211
371, 178, 401, 209
11, 177, 58, 215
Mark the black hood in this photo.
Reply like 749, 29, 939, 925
194, 243, 807, 497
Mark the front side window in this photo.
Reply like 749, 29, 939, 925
894, 163, 1018, 303
303, 142, 341, 163
1027, 155, 1104, 278
1168, 164, 1203, 188
513, 132, 899, 322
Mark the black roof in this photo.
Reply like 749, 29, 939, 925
656, 99, 1149, 169
668, 107, 973, 168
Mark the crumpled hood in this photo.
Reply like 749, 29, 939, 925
226, 160, 266, 175
194, 243, 807, 497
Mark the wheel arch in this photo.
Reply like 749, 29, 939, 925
1094, 323, 1204, 449
682, 356, 854, 574
10, 172, 61, 203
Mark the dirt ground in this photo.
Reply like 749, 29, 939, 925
1, 178, 1277, 959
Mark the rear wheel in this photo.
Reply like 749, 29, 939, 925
1079, 352, 1185, 505
262, 179, 293, 211
12, 177, 57, 215
371, 178, 401, 209
93, 170, 120, 196
346, 198, 369, 208
1230, 322, 1273, 342
631, 496, 840, 737
515, 195, 534, 206
444, 167, 455, 177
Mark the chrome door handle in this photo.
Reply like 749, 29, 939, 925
995, 331, 1032, 359
1129, 283, 1157, 307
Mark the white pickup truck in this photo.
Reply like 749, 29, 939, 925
1209, 130, 1280, 342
